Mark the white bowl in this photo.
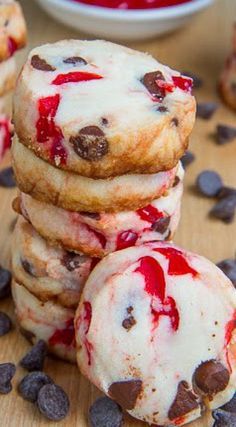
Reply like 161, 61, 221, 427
35, 0, 214, 41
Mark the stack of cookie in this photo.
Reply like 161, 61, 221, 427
11, 40, 196, 363
0, 0, 26, 155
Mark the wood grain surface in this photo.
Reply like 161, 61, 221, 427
0, 0, 235, 426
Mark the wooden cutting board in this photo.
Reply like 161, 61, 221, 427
0, 0, 235, 425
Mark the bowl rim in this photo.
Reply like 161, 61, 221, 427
37, 0, 214, 20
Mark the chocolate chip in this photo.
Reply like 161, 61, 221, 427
168, 381, 199, 421
212, 409, 236, 427
108, 379, 142, 410
173, 176, 180, 187
89, 396, 123, 427
63, 56, 87, 65
0, 363, 16, 394
20, 327, 36, 344
216, 124, 236, 144
217, 186, 236, 199
80, 211, 101, 220
220, 392, 236, 413
122, 316, 136, 331
31, 55, 56, 72
193, 360, 230, 395
196, 170, 223, 197
70, 126, 109, 161
180, 150, 195, 169
0, 267, 11, 298
182, 71, 202, 89
18, 371, 54, 403
210, 195, 236, 223
127, 306, 133, 314
141, 71, 165, 101
157, 105, 168, 113
21, 259, 35, 276
196, 102, 218, 119
0, 167, 16, 188
20, 340, 47, 372
0, 312, 12, 336
62, 252, 86, 272
101, 117, 109, 126
152, 216, 170, 234
217, 259, 236, 286
37, 384, 70, 421
172, 117, 179, 126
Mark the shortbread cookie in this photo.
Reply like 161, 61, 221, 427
17, 164, 183, 257
0, 0, 27, 61
75, 241, 236, 426
12, 280, 76, 363
11, 218, 96, 308
12, 138, 177, 212
0, 56, 16, 96
13, 39, 196, 178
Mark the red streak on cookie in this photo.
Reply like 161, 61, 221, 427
36, 94, 68, 165
154, 247, 198, 276
172, 76, 193, 93
135, 256, 179, 331
0, 116, 12, 159
137, 204, 163, 223
84, 224, 107, 249
8, 37, 17, 56
49, 318, 75, 347
52, 71, 103, 85
116, 230, 138, 250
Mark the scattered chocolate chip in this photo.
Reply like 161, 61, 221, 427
0, 312, 12, 336
0, 167, 16, 188
122, 316, 136, 331
0, 267, 11, 298
20, 327, 36, 344
168, 381, 198, 420
70, 126, 109, 161
18, 371, 54, 403
80, 211, 101, 220
217, 259, 236, 287
62, 252, 86, 272
172, 117, 179, 126
21, 259, 35, 276
31, 55, 56, 72
63, 56, 87, 65
89, 396, 123, 427
37, 384, 70, 421
0, 363, 16, 394
152, 216, 171, 234
193, 360, 230, 395
217, 186, 236, 199
220, 392, 236, 413
196, 170, 223, 197
108, 379, 142, 410
20, 340, 47, 372
196, 102, 218, 119
141, 71, 165, 101
210, 196, 236, 223
156, 105, 168, 113
212, 409, 236, 427
182, 71, 202, 89
216, 124, 236, 144
180, 150, 195, 169
101, 117, 109, 126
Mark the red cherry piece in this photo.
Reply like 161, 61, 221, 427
137, 204, 163, 224
38, 94, 60, 117
225, 310, 236, 346
49, 318, 75, 347
172, 76, 193, 93
116, 230, 138, 250
52, 71, 103, 86
8, 37, 17, 56
0, 118, 12, 158
154, 247, 198, 276
155, 79, 175, 93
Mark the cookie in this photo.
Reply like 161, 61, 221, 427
12, 138, 177, 212
13, 39, 196, 178
11, 218, 96, 308
219, 25, 236, 110
0, 57, 16, 96
75, 241, 236, 426
17, 164, 183, 257
0, 0, 27, 62
12, 280, 76, 363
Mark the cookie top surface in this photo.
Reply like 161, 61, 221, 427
75, 241, 236, 426
14, 40, 196, 178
